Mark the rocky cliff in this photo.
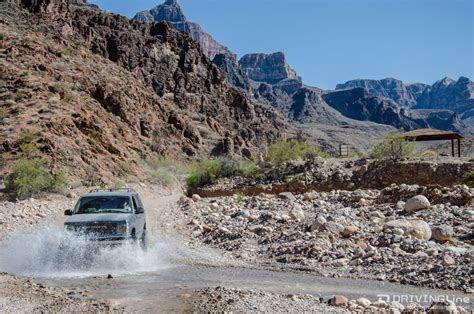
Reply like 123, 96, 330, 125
239, 52, 302, 85
322, 88, 470, 133
414, 77, 474, 115
1, 0, 291, 181
336, 78, 428, 107
133, 0, 235, 62
322, 88, 421, 130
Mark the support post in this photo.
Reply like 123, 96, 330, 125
458, 139, 461, 157
451, 139, 455, 157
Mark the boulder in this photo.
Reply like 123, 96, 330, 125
325, 222, 344, 235
441, 254, 455, 267
341, 225, 358, 237
355, 297, 371, 308
278, 192, 295, 200
303, 191, 318, 201
192, 194, 202, 202
431, 225, 454, 242
427, 301, 458, 314
289, 205, 304, 221
404, 195, 430, 212
310, 215, 327, 232
384, 219, 432, 240
330, 295, 348, 307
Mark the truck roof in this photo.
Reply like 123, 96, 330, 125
80, 188, 139, 198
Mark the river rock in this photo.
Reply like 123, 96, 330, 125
441, 254, 455, 267
303, 191, 318, 201
427, 300, 458, 314
384, 219, 431, 240
192, 194, 202, 202
355, 297, 371, 308
431, 225, 454, 242
289, 205, 304, 221
278, 192, 295, 200
330, 295, 348, 307
325, 222, 344, 235
405, 195, 430, 212
341, 225, 357, 237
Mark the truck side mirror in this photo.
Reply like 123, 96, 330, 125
136, 207, 144, 214
64, 209, 73, 216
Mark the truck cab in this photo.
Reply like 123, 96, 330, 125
64, 189, 147, 248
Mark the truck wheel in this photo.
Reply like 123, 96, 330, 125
140, 229, 147, 251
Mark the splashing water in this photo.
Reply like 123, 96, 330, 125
0, 223, 181, 278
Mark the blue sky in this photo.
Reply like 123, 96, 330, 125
89, 0, 473, 89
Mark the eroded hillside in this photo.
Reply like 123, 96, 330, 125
0, 0, 292, 182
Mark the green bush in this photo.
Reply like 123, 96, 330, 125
266, 139, 326, 165
369, 133, 416, 161
150, 169, 175, 188
234, 192, 245, 204
186, 159, 222, 190
6, 157, 66, 199
186, 157, 262, 190
19, 128, 39, 144
146, 156, 187, 188
464, 167, 474, 188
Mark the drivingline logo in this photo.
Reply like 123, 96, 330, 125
377, 294, 471, 305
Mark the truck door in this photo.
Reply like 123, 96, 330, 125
132, 195, 145, 237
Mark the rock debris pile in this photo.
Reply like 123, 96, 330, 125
181, 184, 473, 291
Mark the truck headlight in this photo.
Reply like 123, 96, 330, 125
116, 223, 128, 235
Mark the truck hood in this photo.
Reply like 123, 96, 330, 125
65, 213, 132, 224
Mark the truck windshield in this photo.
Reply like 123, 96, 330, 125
74, 196, 133, 214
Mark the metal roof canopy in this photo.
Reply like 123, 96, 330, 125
402, 129, 464, 157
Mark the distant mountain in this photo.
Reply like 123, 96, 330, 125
239, 52, 302, 86
322, 88, 420, 130
413, 77, 474, 115
322, 88, 470, 133
337, 77, 473, 115
336, 78, 428, 107
133, 0, 235, 61
212, 53, 251, 92
132, 0, 473, 138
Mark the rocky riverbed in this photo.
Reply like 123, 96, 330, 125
194, 286, 470, 313
0, 273, 121, 312
180, 184, 473, 292
0, 194, 77, 241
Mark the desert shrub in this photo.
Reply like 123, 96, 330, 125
150, 169, 175, 188
146, 156, 188, 188
110, 180, 125, 189
19, 128, 39, 144
117, 160, 132, 175
82, 166, 102, 187
64, 46, 77, 56
369, 133, 416, 161
186, 159, 222, 190
266, 139, 326, 165
0, 153, 7, 171
239, 160, 265, 179
287, 174, 305, 191
19, 143, 40, 158
234, 192, 245, 204
0, 107, 6, 124
6, 157, 66, 199
464, 167, 474, 188
419, 150, 438, 158
0, 33, 4, 41
186, 157, 262, 190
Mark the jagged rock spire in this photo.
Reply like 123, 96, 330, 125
165, 0, 178, 5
